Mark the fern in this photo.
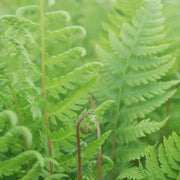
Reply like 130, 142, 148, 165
0, 110, 32, 153
0, 1, 103, 178
0, 150, 44, 176
1, 0, 179, 179
82, 130, 112, 160
0, 126, 32, 152
21, 162, 42, 180
95, 0, 179, 178
0, 110, 44, 179
142, 132, 180, 179
94, 100, 114, 122
117, 166, 144, 180
118, 118, 168, 144
47, 124, 76, 147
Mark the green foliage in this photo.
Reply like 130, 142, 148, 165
0, 0, 111, 179
0, 110, 43, 179
118, 118, 168, 144
82, 130, 112, 160
94, 100, 114, 122
95, 0, 179, 178
0, 0, 180, 179
143, 132, 180, 179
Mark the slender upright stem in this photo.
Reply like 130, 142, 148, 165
40, 0, 53, 175
77, 112, 93, 180
90, 94, 102, 180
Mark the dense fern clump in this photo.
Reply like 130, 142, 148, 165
0, 0, 180, 179
0, 0, 111, 179
95, 0, 179, 178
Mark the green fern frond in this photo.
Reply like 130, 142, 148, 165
117, 166, 144, 180
15, 5, 39, 26
0, 110, 18, 126
0, 2, 103, 179
95, 0, 179, 178
94, 100, 114, 122
125, 59, 175, 86
0, 150, 44, 177
20, 162, 41, 180
87, 155, 114, 179
47, 125, 76, 148
45, 62, 102, 94
118, 118, 168, 144
45, 10, 71, 22
82, 130, 112, 160
122, 80, 180, 105
45, 26, 86, 40
0, 15, 22, 27
45, 47, 86, 65
145, 147, 166, 179
0, 126, 32, 151
129, 55, 172, 71
120, 90, 176, 120
144, 132, 180, 179
48, 76, 98, 122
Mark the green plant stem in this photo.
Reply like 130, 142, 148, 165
77, 112, 93, 180
40, 0, 53, 176
90, 94, 102, 180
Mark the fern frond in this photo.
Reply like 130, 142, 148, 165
82, 130, 112, 160
145, 147, 166, 179
0, 150, 44, 177
0, 2, 102, 179
16, 5, 39, 26
45, 10, 70, 22
45, 47, 86, 65
122, 80, 180, 105
129, 55, 172, 71
120, 90, 176, 120
0, 15, 22, 27
45, 26, 86, 41
119, 141, 147, 162
48, 76, 98, 122
144, 132, 180, 179
0, 126, 32, 151
118, 118, 168, 143
47, 125, 76, 147
45, 62, 102, 95
21, 162, 41, 180
117, 166, 144, 180
48, 125, 75, 141
126, 59, 175, 86
95, 0, 179, 178
0, 110, 18, 126
94, 100, 114, 122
